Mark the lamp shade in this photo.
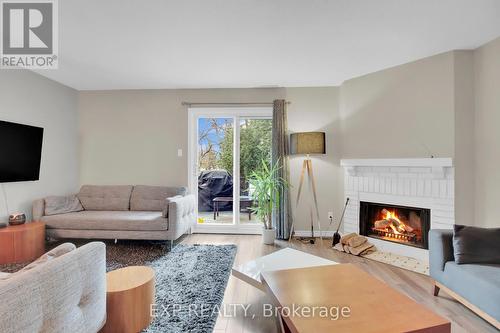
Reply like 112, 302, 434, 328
289, 132, 326, 155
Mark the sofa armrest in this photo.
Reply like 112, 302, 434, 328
429, 229, 454, 281
167, 194, 196, 240
32, 198, 45, 221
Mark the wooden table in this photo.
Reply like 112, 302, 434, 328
232, 248, 336, 291
212, 196, 253, 220
100, 266, 155, 333
262, 264, 450, 333
0, 222, 45, 264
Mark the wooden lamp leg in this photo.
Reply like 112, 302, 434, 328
289, 160, 308, 241
306, 159, 322, 242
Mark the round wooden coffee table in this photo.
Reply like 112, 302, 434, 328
101, 266, 155, 333
0, 222, 45, 264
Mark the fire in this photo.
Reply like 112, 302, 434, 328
372, 208, 415, 241
383, 210, 404, 234
383, 210, 397, 220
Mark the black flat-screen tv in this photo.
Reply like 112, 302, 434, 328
0, 120, 44, 183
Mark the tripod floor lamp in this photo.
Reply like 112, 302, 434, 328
288, 132, 326, 244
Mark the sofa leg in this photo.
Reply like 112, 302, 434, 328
433, 283, 440, 296
168, 239, 174, 251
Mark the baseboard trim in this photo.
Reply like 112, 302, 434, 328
192, 224, 262, 235
293, 230, 334, 237
434, 281, 500, 330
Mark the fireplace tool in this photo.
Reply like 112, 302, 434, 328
332, 197, 350, 247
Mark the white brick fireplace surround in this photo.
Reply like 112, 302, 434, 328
341, 158, 454, 262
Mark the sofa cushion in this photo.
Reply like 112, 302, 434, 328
45, 195, 83, 216
443, 261, 500, 321
41, 211, 168, 231
453, 224, 500, 264
130, 185, 187, 211
78, 185, 133, 211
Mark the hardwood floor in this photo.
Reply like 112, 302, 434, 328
180, 234, 497, 333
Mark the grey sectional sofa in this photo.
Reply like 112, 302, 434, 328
33, 185, 195, 247
429, 229, 500, 329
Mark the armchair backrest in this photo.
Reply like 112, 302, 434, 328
0, 242, 106, 333
429, 229, 455, 281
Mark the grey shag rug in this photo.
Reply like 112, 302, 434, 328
144, 243, 237, 333
0, 240, 237, 333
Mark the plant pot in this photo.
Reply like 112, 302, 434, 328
262, 228, 276, 245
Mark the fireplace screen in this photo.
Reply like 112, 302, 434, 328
359, 201, 430, 249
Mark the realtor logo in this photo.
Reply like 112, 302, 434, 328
1, 0, 58, 69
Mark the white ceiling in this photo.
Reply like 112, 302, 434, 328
37, 0, 500, 90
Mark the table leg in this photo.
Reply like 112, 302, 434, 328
278, 313, 292, 333
213, 202, 217, 220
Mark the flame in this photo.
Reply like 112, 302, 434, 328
384, 210, 398, 221
383, 210, 406, 234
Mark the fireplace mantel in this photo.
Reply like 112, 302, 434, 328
340, 158, 453, 177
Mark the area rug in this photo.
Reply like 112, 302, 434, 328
362, 251, 429, 275
144, 244, 237, 333
0, 240, 237, 333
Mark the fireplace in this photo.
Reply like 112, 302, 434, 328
359, 201, 430, 249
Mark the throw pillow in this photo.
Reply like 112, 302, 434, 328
453, 224, 500, 264
45, 195, 84, 216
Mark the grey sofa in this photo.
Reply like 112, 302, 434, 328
429, 229, 500, 329
0, 242, 106, 333
33, 185, 195, 246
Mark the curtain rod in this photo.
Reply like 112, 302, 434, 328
182, 101, 291, 106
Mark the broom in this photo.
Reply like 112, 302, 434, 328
332, 197, 350, 247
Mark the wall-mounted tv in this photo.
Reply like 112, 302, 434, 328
0, 120, 44, 183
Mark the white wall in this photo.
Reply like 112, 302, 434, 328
0, 70, 79, 221
453, 51, 476, 226
339, 51, 455, 159
285, 87, 342, 235
474, 37, 500, 228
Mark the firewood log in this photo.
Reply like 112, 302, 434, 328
374, 219, 390, 228
388, 218, 401, 227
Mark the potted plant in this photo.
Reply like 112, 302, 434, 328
249, 159, 289, 245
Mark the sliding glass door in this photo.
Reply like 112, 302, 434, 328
188, 107, 272, 233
